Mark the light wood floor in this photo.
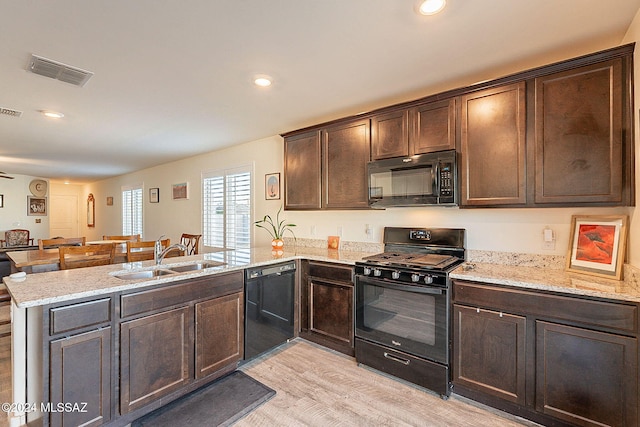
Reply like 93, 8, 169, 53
0, 334, 537, 427
238, 339, 537, 427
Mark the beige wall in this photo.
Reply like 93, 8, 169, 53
622, 7, 640, 266
0, 175, 50, 242
84, 25, 640, 264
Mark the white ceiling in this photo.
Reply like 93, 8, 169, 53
1, 0, 639, 183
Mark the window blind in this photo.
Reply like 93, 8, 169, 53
203, 166, 252, 252
122, 185, 143, 237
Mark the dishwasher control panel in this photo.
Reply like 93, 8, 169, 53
246, 261, 296, 279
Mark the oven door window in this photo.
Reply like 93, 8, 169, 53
355, 277, 447, 364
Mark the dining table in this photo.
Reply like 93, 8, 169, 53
6, 242, 161, 274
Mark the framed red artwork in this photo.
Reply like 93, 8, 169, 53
565, 215, 628, 280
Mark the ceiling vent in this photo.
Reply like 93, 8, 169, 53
0, 107, 23, 117
27, 54, 93, 87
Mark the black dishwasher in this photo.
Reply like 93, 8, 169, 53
244, 261, 296, 361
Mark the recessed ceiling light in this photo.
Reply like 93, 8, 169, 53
417, 0, 446, 15
39, 110, 64, 119
253, 75, 273, 87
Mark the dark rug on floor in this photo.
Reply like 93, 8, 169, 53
132, 371, 275, 427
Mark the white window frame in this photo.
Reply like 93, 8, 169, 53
202, 164, 253, 252
121, 184, 143, 238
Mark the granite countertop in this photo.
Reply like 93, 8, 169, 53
3, 246, 370, 308
6, 244, 640, 309
451, 262, 640, 303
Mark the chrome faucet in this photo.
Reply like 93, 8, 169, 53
154, 235, 187, 265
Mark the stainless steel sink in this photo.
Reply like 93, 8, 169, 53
168, 261, 225, 273
114, 269, 175, 280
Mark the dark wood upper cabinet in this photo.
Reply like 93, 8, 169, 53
410, 98, 456, 154
461, 82, 527, 206
534, 59, 624, 204
323, 119, 370, 209
370, 98, 456, 161
283, 43, 634, 209
284, 130, 322, 209
284, 119, 370, 210
371, 109, 409, 160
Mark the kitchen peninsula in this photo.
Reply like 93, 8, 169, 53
4, 246, 640, 427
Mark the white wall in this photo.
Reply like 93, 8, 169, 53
0, 175, 50, 242
85, 136, 283, 248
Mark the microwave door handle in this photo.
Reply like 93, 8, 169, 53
433, 163, 439, 197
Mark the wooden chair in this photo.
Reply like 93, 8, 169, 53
59, 243, 115, 270
126, 239, 170, 262
39, 237, 86, 250
180, 233, 202, 255
1, 229, 34, 247
103, 234, 140, 242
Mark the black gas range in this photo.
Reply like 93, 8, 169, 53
354, 227, 465, 398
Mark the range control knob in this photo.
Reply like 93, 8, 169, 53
391, 271, 401, 280
363, 267, 371, 276
411, 273, 421, 283
373, 269, 382, 277
423, 275, 434, 284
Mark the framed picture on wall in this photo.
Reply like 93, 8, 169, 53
149, 188, 159, 203
27, 196, 47, 216
565, 214, 628, 280
265, 173, 280, 200
172, 182, 188, 200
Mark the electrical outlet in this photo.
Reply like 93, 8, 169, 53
337, 226, 343, 237
542, 227, 555, 250
365, 224, 373, 240
310, 225, 316, 236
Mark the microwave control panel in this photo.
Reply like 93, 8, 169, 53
439, 161, 454, 198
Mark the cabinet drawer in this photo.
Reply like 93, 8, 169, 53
355, 339, 449, 396
453, 281, 638, 334
308, 262, 353, 283
121, 271, 243, 318
50, 298, 111, 335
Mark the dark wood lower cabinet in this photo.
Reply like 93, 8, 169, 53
452, 304, 526, 406
195, 293, 244, 379
300, 261, 354, 355
120, 306, 192, 413
536, 321, 638, 427
452, 280, 639, 427
37, 271, 244, 426
49, 328, 111, 427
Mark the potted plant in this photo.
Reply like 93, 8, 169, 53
254, 206, 296, 249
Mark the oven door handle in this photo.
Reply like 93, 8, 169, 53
358, 278, 444, 295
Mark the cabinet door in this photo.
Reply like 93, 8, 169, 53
120, 307, 191, 413
452, 304, 526, 405
410, 98, 456, 154
534, 59, 623, 204
195, 292, 243, 379
323, 119, 370, 208
461, 82, 526, 206
371, 109, 409, 160
284, 131, 322, 209
536, 321, 638, 427
309, 278, 353, 348
50, 328, 111, 427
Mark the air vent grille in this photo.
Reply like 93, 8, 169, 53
28, 54, 93, 87
0, 107, 23, 117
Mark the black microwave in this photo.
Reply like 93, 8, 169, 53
367, 149, 457, 208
